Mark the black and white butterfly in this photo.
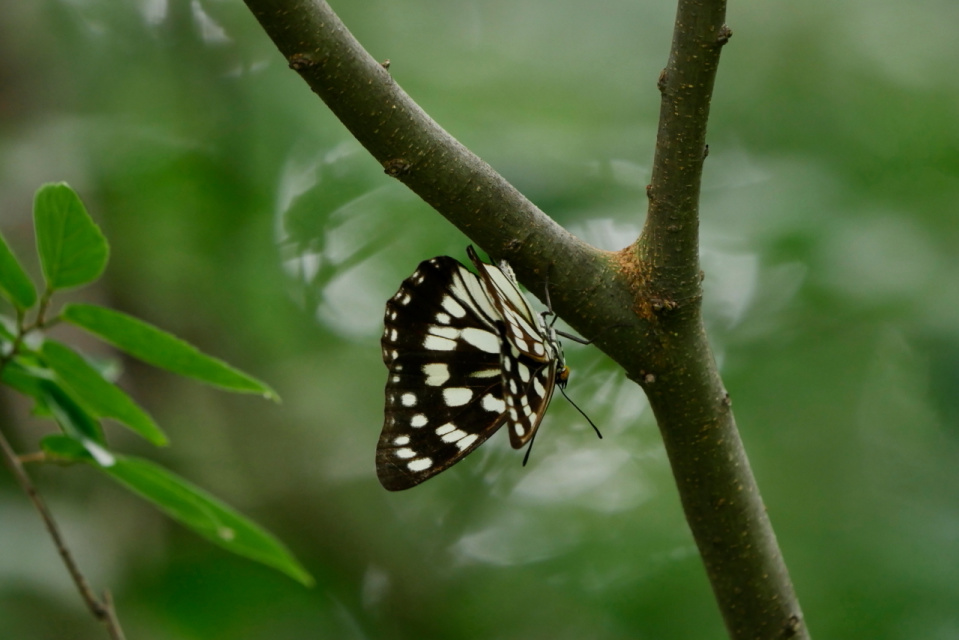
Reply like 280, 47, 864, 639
377, 246, 588, 491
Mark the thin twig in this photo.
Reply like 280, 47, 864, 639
0, 416, 126, 639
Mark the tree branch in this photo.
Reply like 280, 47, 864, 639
243, 0, 589, 268
639, 2, 808, 638
242, 2, 808, 637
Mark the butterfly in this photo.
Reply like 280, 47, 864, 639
376, 246, 592, 490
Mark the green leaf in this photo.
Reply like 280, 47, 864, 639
41, 339, 168, 446
34, 182, 109, 291
41, 434, 91, 460
0, 356, 50, 401
40, 436, 314, 587
41, 380, 107, 446
0, 231, 37, 309
0, 317, 16, 343
61, 303, 278, 400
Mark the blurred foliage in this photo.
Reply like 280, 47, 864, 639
1, 0, 958, 638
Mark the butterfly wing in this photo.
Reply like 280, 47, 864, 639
378, 256, 512, 491
466, 246, 563, 448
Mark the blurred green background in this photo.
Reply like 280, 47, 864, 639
2, 1, 958, 638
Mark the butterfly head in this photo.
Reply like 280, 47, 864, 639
556, 363, 570, 389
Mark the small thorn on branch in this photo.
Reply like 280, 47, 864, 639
716, 24, 733, 46
288, 52, 317, 70
383, 158, 411, 177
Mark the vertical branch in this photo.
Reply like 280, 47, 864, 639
643, 0, 731, 294
637, 1, 809, 639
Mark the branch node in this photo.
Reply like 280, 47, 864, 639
716, 24, 733, 46
657, 68, 668, 93
288, 52, 317, 71
383, 158, 411, 177
650, 297, 678, 313
782, 614, 803, 638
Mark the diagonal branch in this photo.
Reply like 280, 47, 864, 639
243, 0, 587, 270
242, 2, 809, 638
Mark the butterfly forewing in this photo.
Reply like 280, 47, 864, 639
467, 246, 549, 362
378, 247, 570, 491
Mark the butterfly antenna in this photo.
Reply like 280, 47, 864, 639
559, 385, 603, 439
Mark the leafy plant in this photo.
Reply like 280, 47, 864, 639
0, 182, 311, 637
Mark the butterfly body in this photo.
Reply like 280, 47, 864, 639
377, 246, 567, 491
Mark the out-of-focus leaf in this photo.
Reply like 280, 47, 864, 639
0, 356, 50, 401
41, 339, 167, 446
61, 303, 278, 400
34, 183, 109, 291
0, 316, 16, 342
41, 380, 107, 446
0, 231, 37, 309
41, 434, 91, 461
39, 436, 314, 587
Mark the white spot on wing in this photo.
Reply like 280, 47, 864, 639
395, 448, 416, 459
408, 457, 432, 472
393, 436, 410, 446
460, 327, 500, 353
441, 295, 467, 318
401, 393, 417, 407
533, 377, 545, 397
517, 363, 531, 382
410, 414, 428, 428
423, 363, 450, 386
443, 387, 473, 406
482, 394, 506, 413
440, 428, 469, 443
514, 423, 526, 436
457, 434, 479, 450
435, 423, 456, 436
424, 335, 457, 351
429, 326, 460, 340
